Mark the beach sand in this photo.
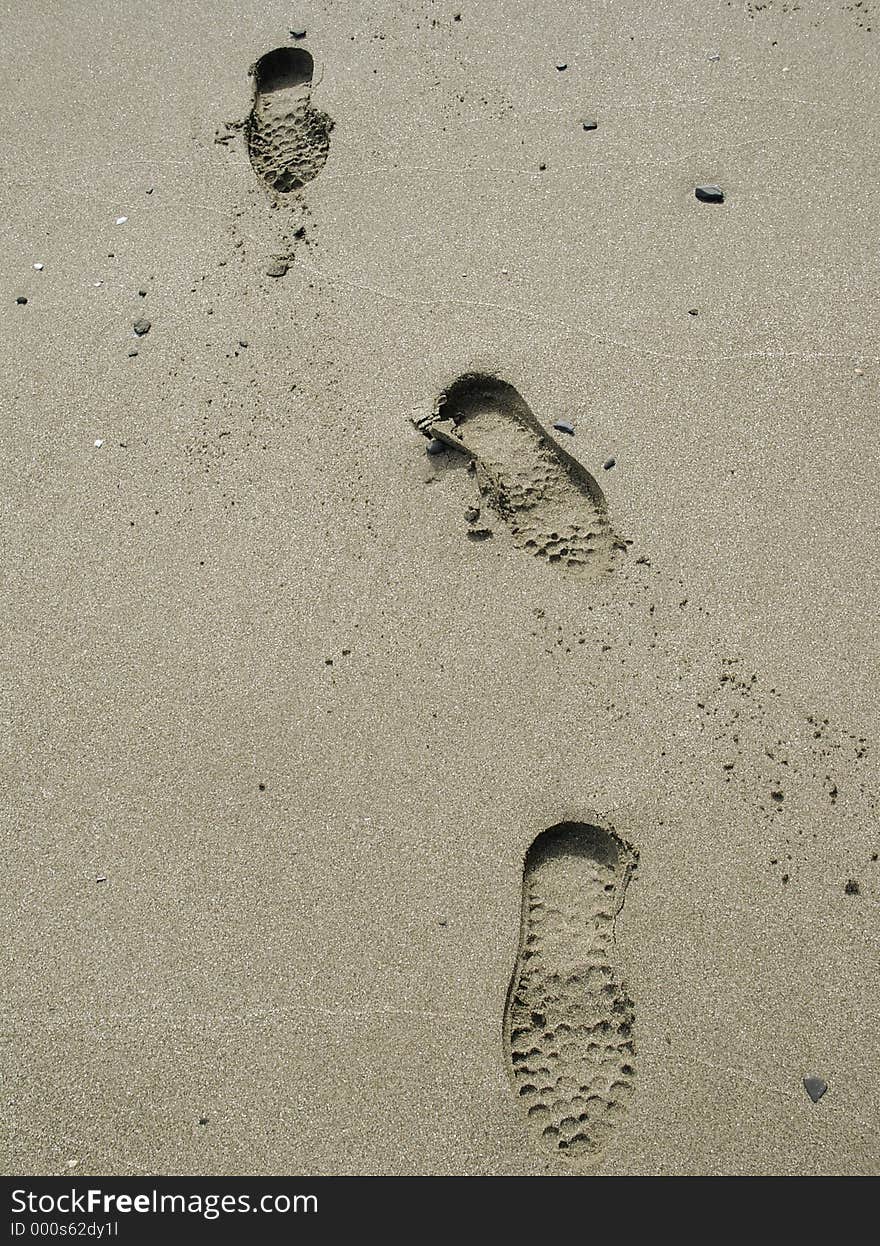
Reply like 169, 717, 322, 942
2, 0, 878, 1175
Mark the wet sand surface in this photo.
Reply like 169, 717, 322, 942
2, 0, 879, 1174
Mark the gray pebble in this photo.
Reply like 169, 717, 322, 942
603, 456, 616, 470
695, 184, 725, 203
265, 259, 289, 278
16, 296, 27, 305
290, 27, 307, 39
128, 349, 139, 357
466, 528, 494, 542
582, 118, 598, 131
556, 61, 567, 71
553, 420, 575, 436
803, 1077, 827, 1103
133, 317, 151, 336
426, 439, 445, 456
465, 506, 481, 523
239, 339, 248, 348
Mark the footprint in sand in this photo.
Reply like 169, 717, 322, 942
503, 821, 637, 1162
247, 47, 333, 193
413, 374, 621, 574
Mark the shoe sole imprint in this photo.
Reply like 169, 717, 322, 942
503, 821, 638, 1162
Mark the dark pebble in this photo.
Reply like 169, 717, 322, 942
128, 349, 139, 357
426, 439, 445, 456
553, 420, 575, 436
198, 1117, 209, 1126
138, 288, 147, 297
688, 308, 699, 316
603, 456, 616, 470
844, 879, 861, 895
265, 259, 289, 278
465, 506, 481, 523
290, 27, 307, 39
133, 317, 151, 336
556, 62, 567, 71
467, 528, 494, 542
695, 184, 725, 203
582, 118, 598, 131
239, 339, 248, 348
803, 1077, 827, 1103
16, 296, 27, 304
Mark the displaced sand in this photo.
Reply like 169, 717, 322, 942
2, 0, 878, 1175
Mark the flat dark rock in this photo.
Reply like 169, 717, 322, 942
582, 118, 598, 131
133, 317, 151, 336
265, 259, 289, 278
290, 27, 307, 39
803, 1077, 828, 1103
603, 456, 616, 470
695, 184, 725, 203
553, 420, 575, 436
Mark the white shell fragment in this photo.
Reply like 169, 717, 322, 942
33, 262, 44, 271
94, 439, 104, 448
115, 215, 128, 224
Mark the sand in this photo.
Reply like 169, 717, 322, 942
2, 0, 878, 1176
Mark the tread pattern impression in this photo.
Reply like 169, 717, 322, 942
503, 822, 637, 1162
413, 373, 620, 575
247, 47, 332, 192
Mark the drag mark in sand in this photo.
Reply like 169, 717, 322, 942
413, 373, 620, 574
503, 822, 637, 1162
247, 47, 333, 192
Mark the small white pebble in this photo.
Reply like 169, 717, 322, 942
33, 262, 44, 271
782, 66, 789, 73
93, 280, 103, 287
854, 367, 864, 376
94, 439, 104, 448
66, 1160, 79, 1169
115, 215, 128, 225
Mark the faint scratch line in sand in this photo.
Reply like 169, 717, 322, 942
296, 253, 880, 366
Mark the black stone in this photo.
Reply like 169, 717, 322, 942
688, 308, 699, 316
133, 317, 151, 336
844, 879, 861, 895
582, 118, 598, 131
803, 1077, 827, 1103
553, 420, 575, 436
603, 456, 616, 470
16, 296, 27, 304
556, 62, 567, 71
290, 27, 307, 39
465, 506, 480, 523
695, 184, 725, 203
